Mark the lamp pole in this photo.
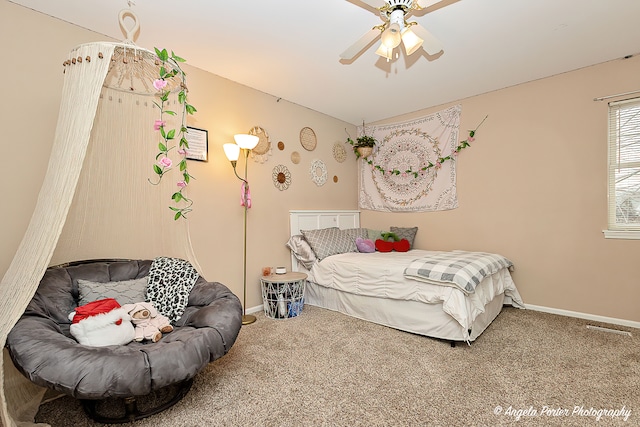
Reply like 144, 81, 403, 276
241, 148, 256, 325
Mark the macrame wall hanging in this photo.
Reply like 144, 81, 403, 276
0, 9, 202, 427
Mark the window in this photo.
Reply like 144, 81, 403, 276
606, 98, 640, 238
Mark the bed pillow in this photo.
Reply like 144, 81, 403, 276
390, 226, 418, 248
286, 235, 318, 269
344, 228, 370, 241
301, 227, 355, 260
77, 277, 148, 307
367, 229, 387, 242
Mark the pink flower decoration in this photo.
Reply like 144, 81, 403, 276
177, 181, 187, 188
468, 136, 475, 142
435, 161, 442, 170
452, 150, 459, 157
402, 172, 408, 178
154, 120, 166, 131
153, 79, 168, 91
177, 149, 186, 155
158, 157, 172, 168
241, 182, 252, 208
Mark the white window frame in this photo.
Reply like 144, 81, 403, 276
604, 97, 640, 239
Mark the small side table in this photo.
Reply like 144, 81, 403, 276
260, 272, 307, 319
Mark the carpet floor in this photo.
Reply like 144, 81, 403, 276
34, 305, 639, 426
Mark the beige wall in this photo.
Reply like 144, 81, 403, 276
365, 56, 640, 323
2, 0, 638, 323
0, 1, 358, 311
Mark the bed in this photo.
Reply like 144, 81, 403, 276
288, 210, 524, 343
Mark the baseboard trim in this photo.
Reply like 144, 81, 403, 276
246, 304, 263, 315
525, 304, 640, 329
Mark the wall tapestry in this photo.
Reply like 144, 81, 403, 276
359, 104, 461, 212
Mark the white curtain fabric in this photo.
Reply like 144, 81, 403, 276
358, 104, 462, 212
1, 41, 200, 427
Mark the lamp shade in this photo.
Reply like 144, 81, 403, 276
223, 143, 240, 161
401, 27, 424, 56
375, 43, 394, 61
381, 23, 402, 49
234, 134, 259, 150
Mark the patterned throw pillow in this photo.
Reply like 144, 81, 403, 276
77, 277, 148, 306
301, 227, 355, 260
390, 226, 418, 248
344, 228, 369, 241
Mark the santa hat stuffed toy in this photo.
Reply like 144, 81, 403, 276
69, 298, 135, 347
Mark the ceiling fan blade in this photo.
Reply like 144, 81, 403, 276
414, 0, 445, 8
410, 23, 443, 54
340, 28, 381, 60
359, 0, 387, 8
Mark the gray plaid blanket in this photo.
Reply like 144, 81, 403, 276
403, 250, 513, 294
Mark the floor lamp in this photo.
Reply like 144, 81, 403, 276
224, 134, 259, 325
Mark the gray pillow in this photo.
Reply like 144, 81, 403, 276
344, 228, 369, 241
367, 228, 387, 241
390, 226, 418, 248
286, 235, 318, 269
301, 228, 354, 260
77, 277, 148, 306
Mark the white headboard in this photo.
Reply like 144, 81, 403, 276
289, 210, 360, 271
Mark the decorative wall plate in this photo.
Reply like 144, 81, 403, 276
309, 159, 327, 186
249, 126, 272, 163
300, 127, 317, 151
332, 142, 347, 163
272, 164, 291, 191
291, 151, 301, 164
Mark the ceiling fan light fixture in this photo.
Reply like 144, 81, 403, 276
401, 27, 423, 55
381, 23, 402, 49
375, 43, 394, 61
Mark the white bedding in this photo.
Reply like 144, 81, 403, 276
305, 250, 524, 334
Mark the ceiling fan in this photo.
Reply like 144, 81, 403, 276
340, 0, 445, 61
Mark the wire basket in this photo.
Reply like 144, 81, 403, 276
260, 275, 306, 319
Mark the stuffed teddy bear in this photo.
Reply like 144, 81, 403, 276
121, 302, 173, 343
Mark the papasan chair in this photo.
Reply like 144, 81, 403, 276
6, 258, 243, 424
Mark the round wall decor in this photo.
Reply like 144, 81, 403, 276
272, 164, 291, 191
291, 151, 301, 164
309, 159, 327, 186
249, 126, 272, 163
300, 127, 317, 151
332, 142, 347, 163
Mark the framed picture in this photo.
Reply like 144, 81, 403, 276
185, 127, 208, 162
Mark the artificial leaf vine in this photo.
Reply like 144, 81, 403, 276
350, 115, 488, 177
150, 48, 198, 220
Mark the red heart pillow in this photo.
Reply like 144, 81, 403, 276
375, 239, 394, 252
393, 239, 410, 252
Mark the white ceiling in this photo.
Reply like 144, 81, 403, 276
9, 0, 640, 125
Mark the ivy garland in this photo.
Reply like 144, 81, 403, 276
357, 115, 488, 178
149, 48, 198, 220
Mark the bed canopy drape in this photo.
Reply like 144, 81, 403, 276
0, 38, 202, 427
